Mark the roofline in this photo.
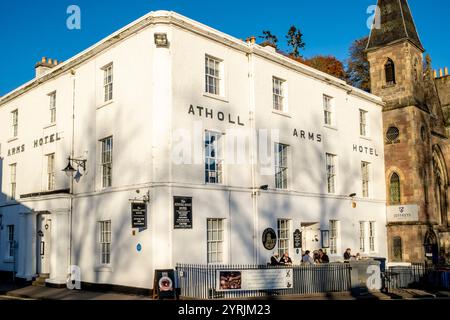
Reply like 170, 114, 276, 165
366, 0, 424, 52
0, 10, 384, 108
404, 0, 424, 51
365, 37, 425, 54
365, 4, 379, 52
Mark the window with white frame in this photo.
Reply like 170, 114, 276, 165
273, 77, 285, 111
369, 221, 376, 252
207, 218, 224, 263
7, 225, 14, 258
326, 153, 337, 194
101, 137, 113, 188
49, 92, 56, 123
99, 220, 111, 265
47, 153, 55, 191
103, 64, 113, 102
10, 163, 16, 200
274, 143, 288, 189
323, 95, 333, 126
205, 131, 223, 184
205, 55, 221, 96
277, 219, 290, 256
12, 110, 18, 138
359, 109, 368, 136
361, 161, 370, 198
329, 220, 339, 255
359, 221, 366, 252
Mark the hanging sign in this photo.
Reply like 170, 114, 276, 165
293, 229, 302, 249
131, 202, 147, 228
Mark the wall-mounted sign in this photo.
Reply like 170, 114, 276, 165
131, 202, 147, 228
174, 197, 193, 229
217, 268, 293, 291
153, 269, 177, 300
262, 228, 277, 250
7, 144, 25, 157
33, 133, 62, 148
6, 132, 64, 157
137, 244, 142, 252
188, 105, 245, 126
293, 229, 302, 249
387, 205, 419, 222
293, 129, 322, 143
353, 144, 379, 157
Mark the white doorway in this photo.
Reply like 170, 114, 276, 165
301, 222, 321, 253
37, 214, 51, 275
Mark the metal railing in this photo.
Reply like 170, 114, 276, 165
176, 263, 352, 299
383, 263, 450, 291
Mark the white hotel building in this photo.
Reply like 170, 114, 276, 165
0, 11, 387, 290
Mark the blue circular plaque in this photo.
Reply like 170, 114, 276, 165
137, 244, 142, 252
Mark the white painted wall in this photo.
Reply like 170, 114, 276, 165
0, 11, 387, 289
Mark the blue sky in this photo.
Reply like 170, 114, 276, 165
0, 0, 449, 96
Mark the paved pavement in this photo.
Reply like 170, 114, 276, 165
0, 282, 449, 300
0, 283, 152, 300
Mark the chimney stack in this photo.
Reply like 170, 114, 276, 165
35, 57, 60, 78
439, 68, 443, 77
445, 67, 449, 76
434, 70, 437, 78
246, 36, 256, 45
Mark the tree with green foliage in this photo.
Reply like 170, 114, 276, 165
346, 37, 371, 92
286, 26, 306, 58
259, 30, 278, 48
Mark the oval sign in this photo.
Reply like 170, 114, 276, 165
137, 244, 142, 252
262, 228, 277, 250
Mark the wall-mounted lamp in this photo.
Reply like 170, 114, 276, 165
154, 33, 169, 48
132, 189, 150, 203
349, 193, 357, 208
62, 157, 87, 179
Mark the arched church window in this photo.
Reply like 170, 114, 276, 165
393, 236, 402, 262
390, 172, 401, 204
385, 58, 396, 85
386, 126, 400, 144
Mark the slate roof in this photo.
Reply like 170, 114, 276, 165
367, 0, 424, 52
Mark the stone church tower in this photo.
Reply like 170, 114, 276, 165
366, 0, 450, 264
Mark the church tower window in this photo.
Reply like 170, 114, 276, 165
392, 236, 403, 262
386, 126, 400, 144
385, 59, 396, 85
390, 172, 401, 205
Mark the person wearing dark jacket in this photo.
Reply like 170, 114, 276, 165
279, 252, 293, 265
344, 248, 352, 261
270, 252, 280, 266
318, 249, 329, 263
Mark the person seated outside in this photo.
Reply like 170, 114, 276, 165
279, 252, 293, 266
313, 250, 320, 263
318, 249, 329, 263
343, 248, 352, 261
270, 252, 280, 266
302, 250, 315, 265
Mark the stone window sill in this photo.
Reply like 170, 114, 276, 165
95, 265, 113, 272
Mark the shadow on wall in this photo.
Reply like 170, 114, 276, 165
0, 189, 36, 280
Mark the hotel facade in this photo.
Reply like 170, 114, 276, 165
0, 11, 387, 289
